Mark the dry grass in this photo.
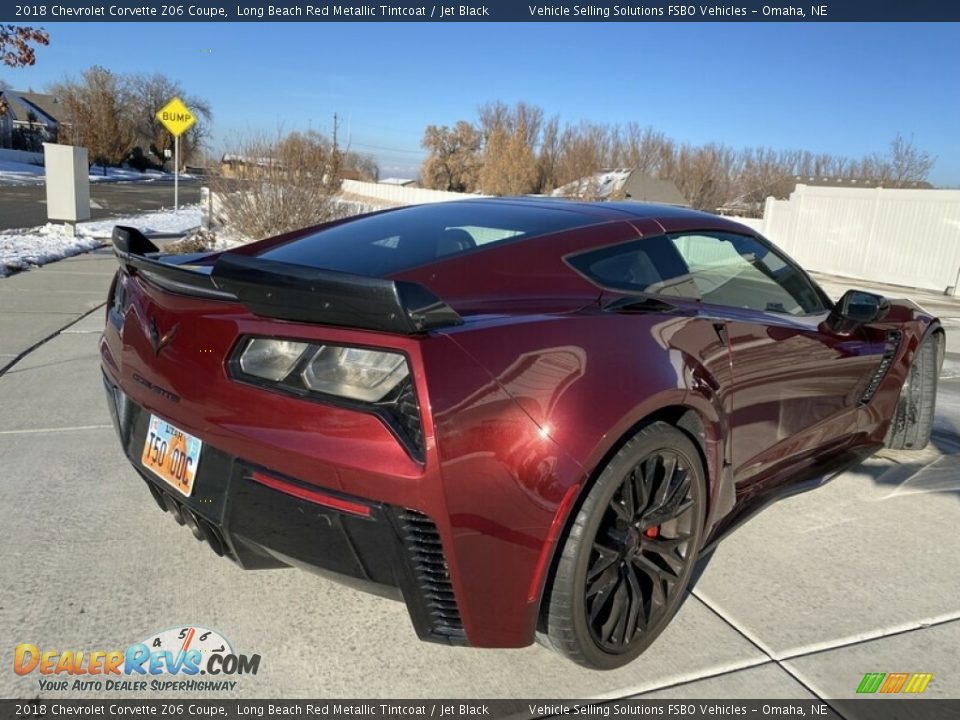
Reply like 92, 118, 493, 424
163, 229, 218, 254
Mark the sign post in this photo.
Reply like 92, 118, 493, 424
155, 97, 197, 213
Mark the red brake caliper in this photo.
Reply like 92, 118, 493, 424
644, 526, 659, 539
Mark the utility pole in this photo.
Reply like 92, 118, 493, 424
329, 112, 342, 190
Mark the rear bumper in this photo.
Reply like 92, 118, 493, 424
102, 371, 468, 646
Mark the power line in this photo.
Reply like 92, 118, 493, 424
348, 141, 425, 156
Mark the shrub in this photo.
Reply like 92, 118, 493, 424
210, 130, 346, 240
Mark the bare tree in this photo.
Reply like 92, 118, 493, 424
667, 143, 737, 212
420, 121, 482, 192
617, 123, 671, 176
536, 116, 562, 193
513, 101, 543, 149
475, 101, 543, 195
52, 67, 136, 174
343, 150, 379, 181
212, 129, 346, 240
737, 147, 794, 207
555, 122, 608, 196
477, 100, 510, 142
888, 133, 934, 186
479, 120, 538, 196
419, 101, 939, 210
1, 25, 48, 67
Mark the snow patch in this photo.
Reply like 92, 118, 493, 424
552, 169, 632, 199
0, 205, 201, 277
0, 159, 45, 185
0, 158, 183, 186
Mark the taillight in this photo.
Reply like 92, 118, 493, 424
107, 271, 129, 327
229, 336, 425, 461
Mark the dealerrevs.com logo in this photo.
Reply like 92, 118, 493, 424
14, 626, 261, 692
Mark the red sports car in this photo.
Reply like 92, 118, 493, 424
101, 199, 942, 668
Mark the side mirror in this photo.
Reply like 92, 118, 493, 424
838, 290, 890, 322
823, 290, 890, 334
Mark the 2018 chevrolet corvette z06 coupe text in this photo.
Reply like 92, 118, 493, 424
101, 199, 943, 668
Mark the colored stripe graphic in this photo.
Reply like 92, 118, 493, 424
880, 672, 909, 693
857, 672, 932, 694
857, 673, 885, 694
903, 673, 933, 694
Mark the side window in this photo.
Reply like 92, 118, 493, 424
448, 225, 523, 246
567, 236, 701, 299
669, 232, 825, 315
567, 232, 825, 316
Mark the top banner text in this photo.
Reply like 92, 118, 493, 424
5, 1, 960, 23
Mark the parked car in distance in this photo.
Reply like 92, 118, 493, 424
101, 199, 942, 668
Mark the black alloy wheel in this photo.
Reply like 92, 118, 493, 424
585, 447, 697, 652
886, 331, 943, 450
541, 421, 707, 669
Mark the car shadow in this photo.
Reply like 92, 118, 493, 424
686, 394, 960, 597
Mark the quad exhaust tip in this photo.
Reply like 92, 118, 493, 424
148, 479, 228, 558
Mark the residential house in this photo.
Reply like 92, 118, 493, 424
552, 169, 688, 206
0, 90, 61, 151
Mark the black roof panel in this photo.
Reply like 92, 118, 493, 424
258, 199, 603, 277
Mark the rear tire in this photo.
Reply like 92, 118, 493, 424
886, 331, 943, 450
540, 422, 707, 669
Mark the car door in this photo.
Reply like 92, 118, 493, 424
665, 231, 888, 487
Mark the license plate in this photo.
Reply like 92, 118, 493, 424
141, 415, 203, 497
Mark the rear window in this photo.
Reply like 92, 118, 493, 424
258, 201, 593, 277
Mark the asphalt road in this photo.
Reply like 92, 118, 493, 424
0, 178, 202, 230
0, 254, 958, 705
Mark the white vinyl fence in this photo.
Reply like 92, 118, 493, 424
742, 184, 960, 294
340, 179, 488, 206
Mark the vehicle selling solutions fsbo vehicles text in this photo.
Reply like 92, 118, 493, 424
526, 5, 822, 17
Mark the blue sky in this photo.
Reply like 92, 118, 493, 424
3, 22, 958, 184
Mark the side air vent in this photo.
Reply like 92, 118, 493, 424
860, 330, 901, 404
396, 509, 466, 644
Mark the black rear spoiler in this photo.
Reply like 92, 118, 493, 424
112, 226, 463, 334
112, 226, 235, 299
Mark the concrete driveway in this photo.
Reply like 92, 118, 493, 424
0, 254, 957, 702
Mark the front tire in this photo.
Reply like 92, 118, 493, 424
886, 332, 943, 450
541, 422, 707, 669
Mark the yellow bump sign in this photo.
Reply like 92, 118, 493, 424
156, 97, 196, 137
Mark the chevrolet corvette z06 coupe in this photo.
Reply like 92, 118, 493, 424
101, 199, 943, 668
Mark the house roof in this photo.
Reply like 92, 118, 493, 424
551, 169, 631, 199
552, 169, 689, 206
0, 91, 60, 125
620, 172, 688, 205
